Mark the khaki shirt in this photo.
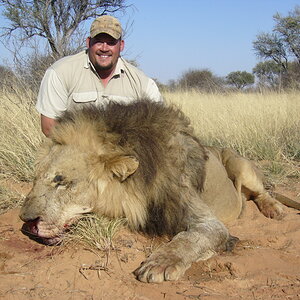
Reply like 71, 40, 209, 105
36, 50, 163, 119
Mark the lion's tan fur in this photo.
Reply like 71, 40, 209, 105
20, 100, 285, 283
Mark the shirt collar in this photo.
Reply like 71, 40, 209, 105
114, 57, 125, 76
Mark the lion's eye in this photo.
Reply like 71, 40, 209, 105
53, 175, 64, 183
52, 174, 73, 189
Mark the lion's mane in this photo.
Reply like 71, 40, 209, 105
51, 100, 208, 236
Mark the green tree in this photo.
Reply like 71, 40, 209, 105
253, 60, 282, 88
253, 33, 288, 70
226, 71, 255, 90
253, 6, 300, 88
273, 7, 300, 64
283, 61, 300, 89
0, 0, 129, 59
178, 69, 224, 92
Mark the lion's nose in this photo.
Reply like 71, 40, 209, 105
19, 196, 42, 223
19, 208, 38, 223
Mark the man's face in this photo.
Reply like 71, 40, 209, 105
87, 33, 124, 74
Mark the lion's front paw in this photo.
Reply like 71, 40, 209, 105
134, 252, 188, 283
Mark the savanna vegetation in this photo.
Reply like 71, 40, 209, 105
1, 83, 300, 250
0, 2, 299, 250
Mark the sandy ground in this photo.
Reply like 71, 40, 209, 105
0, 182, 300, 300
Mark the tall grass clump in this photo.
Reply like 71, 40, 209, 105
0, 85, 43, 181
65, 214, 126, 252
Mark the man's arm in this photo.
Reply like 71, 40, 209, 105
36, 67, 68, 135
41, 115, 56, 137
145, 78, 164, 102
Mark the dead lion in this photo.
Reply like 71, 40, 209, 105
20, 99, 287, 283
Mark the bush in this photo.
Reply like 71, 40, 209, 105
178, 69, 225, 92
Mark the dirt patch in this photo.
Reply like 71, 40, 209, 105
0, 183, 300, 300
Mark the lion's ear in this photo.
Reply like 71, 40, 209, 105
107, 155, 139, 182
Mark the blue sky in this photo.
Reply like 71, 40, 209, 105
0, 0, 299, 84
116, 0, 299, 83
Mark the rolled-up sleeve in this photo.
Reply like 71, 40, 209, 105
36, 68, 68, 119
145, 78, 164, 102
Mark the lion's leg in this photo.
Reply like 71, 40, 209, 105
238, 166, 285, 219
232, 178, 247, 217
223, 154, 285, 220
240, 174, 284, 219
134, 218, 232, 283
233, 178, 242, 197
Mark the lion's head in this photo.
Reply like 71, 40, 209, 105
20, 120, 139, 244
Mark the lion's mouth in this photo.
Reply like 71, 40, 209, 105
22, 218, 67, 245
21, 213, 85, 246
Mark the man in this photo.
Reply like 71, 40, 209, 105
36, 15, 163, 136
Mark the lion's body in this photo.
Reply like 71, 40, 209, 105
20, 100, 284, 283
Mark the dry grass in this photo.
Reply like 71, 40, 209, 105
64, 214, 126, 252
0, 184, 24, 214
165, 91, 300, 159
0, 87, 42, 182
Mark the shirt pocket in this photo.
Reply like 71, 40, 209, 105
72, 92, 97, 103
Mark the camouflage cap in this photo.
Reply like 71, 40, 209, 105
90, 15, 122, 39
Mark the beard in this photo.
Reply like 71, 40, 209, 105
88, 50, 115, 74
94, 61, 114, 72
